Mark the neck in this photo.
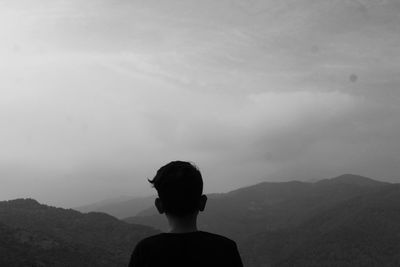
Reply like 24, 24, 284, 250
166, 212, 199, 233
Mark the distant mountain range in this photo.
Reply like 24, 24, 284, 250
75, 195, 155, 219
121, 174, 400, 267
124, 174, 390, 238
241, 184, 400, 266
2, 174, 400, 267
0, 199, 158, 267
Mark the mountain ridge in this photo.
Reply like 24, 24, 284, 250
241, 184, 400, 266
1, 174, 399, 267
315, 173, 390, 187
124, 174, 392, 238
0, 198, 159, 267
78, 174, 389, 219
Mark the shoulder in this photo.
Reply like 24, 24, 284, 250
197, 231, 236, 244
135, 231, 238, 250
196, 231, 238, 249
135, 233, 167, 248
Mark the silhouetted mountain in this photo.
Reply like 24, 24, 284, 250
75, 195, 155, 219
241, 185, 400, 267
121, 174, 398, 266
124, 175, 390, 240
1, 175, 398, 267
315, 174, 386, 187
0, 223, 38, 267
121, 174, 400, 266
0, 221, 123, 267
0, 199, 159, 267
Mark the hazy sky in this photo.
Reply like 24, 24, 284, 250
0, 0, 399, 207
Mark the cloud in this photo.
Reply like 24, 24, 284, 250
0, 0, 399, 206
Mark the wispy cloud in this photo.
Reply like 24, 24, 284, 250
0, 0, 399, 206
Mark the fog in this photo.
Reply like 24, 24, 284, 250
0, 0, 399, 207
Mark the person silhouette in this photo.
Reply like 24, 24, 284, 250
129, 161, 243, 267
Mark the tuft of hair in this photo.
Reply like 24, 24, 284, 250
148, 161, 203, 216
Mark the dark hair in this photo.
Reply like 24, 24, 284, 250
148, 161, 203, 216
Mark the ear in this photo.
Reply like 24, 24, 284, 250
198, 195, 207, 212
155, 198, 165, 214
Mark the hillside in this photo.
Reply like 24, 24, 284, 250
1, 175, 399, 267
124, 175, 390, 240
123, 174, 399, 266
75, 195, 155, 219
0, 223, 41, 267
241, 185, 400, 267
0, 199, 159, 267
0, 221, 119, 267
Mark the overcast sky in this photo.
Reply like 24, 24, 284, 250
0, 0, 399, 207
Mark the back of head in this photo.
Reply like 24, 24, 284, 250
149, 161, 203, 216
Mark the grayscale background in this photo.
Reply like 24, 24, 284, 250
0, 0, 399, 207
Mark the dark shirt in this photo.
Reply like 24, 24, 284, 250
129, 231, 243, 267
